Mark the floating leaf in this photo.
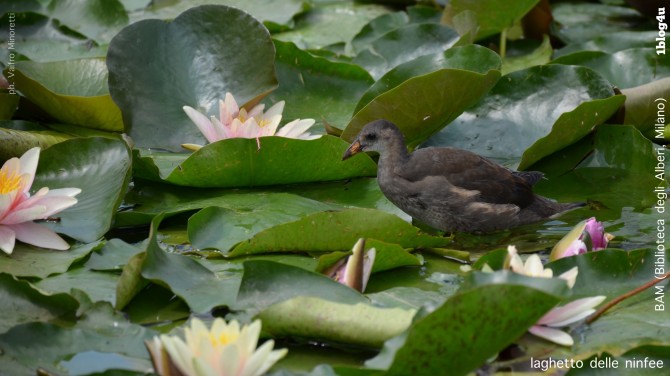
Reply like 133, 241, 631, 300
268, 40, 374, 131
443, 0, 540, 40
47, 0, 128, 42
234, 260, 367, 314
343, 46, 502, 147
107, 5, 278, 150
0, 122, 72, 161
133, 136, 377, 187
9, 59, 123, 131
34, 137, 132, 242
141, 215, 241, 313
229, 208, 451, 257
353, 23, 462, 79
259, 296, 415, 348
426, 64, 622, 168
0, 241, 101, 279
0, 273, 78, 334
552, 48, 670, 89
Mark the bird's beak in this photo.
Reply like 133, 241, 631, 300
342, 139, 362, 160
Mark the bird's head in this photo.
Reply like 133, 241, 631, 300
342, 119, 405, 160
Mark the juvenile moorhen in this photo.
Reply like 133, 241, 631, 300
342, 120, 582, 233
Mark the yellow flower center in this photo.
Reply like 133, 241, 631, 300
0, 168, 22, 195
257, 118, 271, 127
209, 332, 239, 348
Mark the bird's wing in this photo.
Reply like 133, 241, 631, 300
396, 147, 536, 208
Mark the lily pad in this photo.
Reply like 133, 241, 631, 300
141, 215, 242, 313
272, 2, 390, 50
133, 136, 377, 188
0, 273, 78, 334
228, 208, 451, 257
442, 0, 540, 40
36, 267, 119, 305
353, 23, 462, 80
343, 46, 502, 148
380, 283, 564, 375
259, 296, 415, 348
188, 198, 334, 251
0, 241, 101, 279
426, 64, 623, 168
552, 48, 670, 89
554, 31, 659, 57
621, 78, 670, 139
107, 5, 278, 150
34, 137, 132, 243
47, 0, 128, 43
0, 122, 72, 161
8, 59, 123, 131
268, 40, 374, 131
234, 260, 367, 314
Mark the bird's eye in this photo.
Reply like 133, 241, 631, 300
364, 133, 377, 141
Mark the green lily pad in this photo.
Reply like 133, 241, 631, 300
85, 238, 144, 272
107, 5, 278, 150
426, 65, 622, 168
552, 2, 647, 44
228, 208, 451, 257
532, 125, 660, 210
272, 2, 390, 50
133, 0, 306, 33
259, 296, 416, 348
343, 46, 502, 148
353, 23, 462, 80
442, 0, 540, 40
141, 215, 242, 313
315, 239, 422, 275
47, 0, 128, 43
0, 302, 155, 375
0, 241, 101, 279
188, 198, 334, 251
0, 92, 18, 119
133, 136, 377, 188
0, 122, 72, 161
8, 59, 123, 131
552, 48, 670, 89
268, 40, 374, 131
621, 78, 670, 139
234, 260, 367, 314
380, 283, 564, 375
554, 31, 658, 57
0, 273, 78, 334
350, 11, 410, 54
36, 267, 119, 305
34, 137, 132, 243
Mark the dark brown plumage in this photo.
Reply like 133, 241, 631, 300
342, 119, 582, 233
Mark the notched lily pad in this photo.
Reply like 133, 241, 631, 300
343, 45, 502, 148
133, 136, 377, 188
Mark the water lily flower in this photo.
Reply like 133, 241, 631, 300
182, 92, 318, 151
325, 238, 376, 292
505, 246, 578, 288
550, 217, 614, 261
528, 296, 606, 346
0, 147, 80, 255
146, 317, 287, 376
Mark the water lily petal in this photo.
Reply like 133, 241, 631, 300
0, 225, 16, 254
525, 254, 553, 278
2, 204, 48, 224
537, 296, 606, 327
182, 143, 204, 151
184, 106, 219, 143
528, 325, 574, 346
585, 217, 610, 250
276, 118, 316, 138
558, 266, 579, 289
550, 219, 588, 261
11, 221, 70, 250
220, 94, 240, 126
18, 147, 40, 189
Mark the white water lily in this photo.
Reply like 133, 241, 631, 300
182, 92, 318, 151
505, 246, 578, 288
529, 296, 607, 346
0, 147, 80, 254
146, 317, 287, 376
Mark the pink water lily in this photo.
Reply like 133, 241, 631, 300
0, 147, 80, 254
529, 296, 606, 346
182, 92, 318, 151
550, 217, 613, 261
325, 238, 376, 292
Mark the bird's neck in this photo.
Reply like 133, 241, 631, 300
377, 139, 410, 172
